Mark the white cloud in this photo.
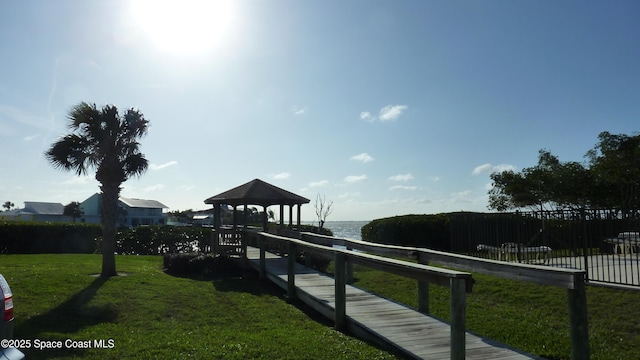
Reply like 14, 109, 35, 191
309, 180, 329, 188
272, 172, 291, 180
337, 192, 361, 199
23, 134, 40, 142
150, 161, 178, 171
429, 176, 440, 182
450, 190, 473, 203
144, 184, 165, 192
62, 175, 92, 185
389, 185, 418, 191
292, 105, 308, 116
181, 185, 195, 191
472, 163, 516, 175
360, 104, 408, 122
359, 111, 374, 122
345, 175, 367, 183
350, 152, 374, 163
379, 104, 408, 122
389, 173, 414, 182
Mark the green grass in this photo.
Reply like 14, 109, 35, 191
347, 263, 640, 360
4, 254, 639, 359
1, 254, 398, 360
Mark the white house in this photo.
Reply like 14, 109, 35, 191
80, 193, 168, 227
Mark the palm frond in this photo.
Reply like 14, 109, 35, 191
44, 134, 92, 176
122, 153, 149, 179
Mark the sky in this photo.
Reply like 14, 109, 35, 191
1, 1, 639, 221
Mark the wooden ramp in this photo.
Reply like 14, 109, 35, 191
245, 247, 542, 360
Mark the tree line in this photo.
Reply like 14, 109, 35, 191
489, 131, 640, 216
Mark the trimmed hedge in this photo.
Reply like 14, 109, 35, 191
361, 214, 451, 251
115, 226, 211, 255
0, 221, 101, 254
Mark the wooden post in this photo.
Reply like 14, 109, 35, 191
334, 252, 346, 331
418, 255, 430, 314
287, 241, 297, 300
568, 275, 589, 360
450, 278, 466, 360
346, 246, 354, 284
259, 235, 266, 279
262, 206, 268, 232
213, 204, 221, 255
242, 207, 248, 258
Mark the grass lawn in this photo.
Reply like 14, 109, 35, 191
0, 254, 398, 360
348, 263, 640, 360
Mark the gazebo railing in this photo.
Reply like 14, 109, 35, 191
210, 226, 244, 256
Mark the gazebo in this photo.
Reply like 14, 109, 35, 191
203, 178, 310, 255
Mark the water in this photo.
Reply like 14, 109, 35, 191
303, 220, 369, 240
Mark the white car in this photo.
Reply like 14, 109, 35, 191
1, 274, 24, 360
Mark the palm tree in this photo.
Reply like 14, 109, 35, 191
45, 102, 149, 277
2, 201, 14, 211
63, 201, 84, 222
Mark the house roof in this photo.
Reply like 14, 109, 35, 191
0, 202, 65, 217
119, 197, 168, 209
204, 178, 310, 207
23, 202, 65, 215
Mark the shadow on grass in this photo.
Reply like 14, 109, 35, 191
15, 276, 117, 359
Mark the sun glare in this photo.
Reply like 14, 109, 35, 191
131, 0, 234, 55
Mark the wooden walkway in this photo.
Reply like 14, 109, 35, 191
245, 247, 542, 360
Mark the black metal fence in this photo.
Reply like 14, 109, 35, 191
450, 210, 640, 287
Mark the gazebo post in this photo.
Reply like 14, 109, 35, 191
242, 205, 248, 258
233, 205, 238, 245
262, 206, 268, 232
279, 204, 284, 229
297, 204, 301, 231
289, 205, 293, 229
213, 203, 221, 255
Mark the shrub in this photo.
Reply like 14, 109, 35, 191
361, 214, 451, 251
0, 221, 101, 254
116, 226, 211, 255
163, 252, 240, 277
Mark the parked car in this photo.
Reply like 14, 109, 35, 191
1, 274, 24, 359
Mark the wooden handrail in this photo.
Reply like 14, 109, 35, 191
254, 231, 472, 360
295, 231, 589, 360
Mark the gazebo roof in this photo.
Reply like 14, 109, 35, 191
204, 178, 310, 207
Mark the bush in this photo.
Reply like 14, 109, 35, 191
361, 214, 451, 251
116, 226, 211, 255
0, 221, 101, 254
163, 252, 240, 277
297, 251, 331, 272
164, 253, 212, 275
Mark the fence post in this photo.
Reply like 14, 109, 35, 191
287, 241, 297, 300
450, 277, 466, 360
334, 252, 346, 331
259, 235, 266, 279
418, 254, 430, 314
581, 208, 590, 281
346, 246, 354, 284
568, 274, 589, 360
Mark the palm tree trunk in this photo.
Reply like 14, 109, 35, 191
100, 183, 120, 277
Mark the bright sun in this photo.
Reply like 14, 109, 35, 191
131, 0, 234, 55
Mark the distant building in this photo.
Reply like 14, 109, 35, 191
0, 201, 71, 222
80, 193, 169, 227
